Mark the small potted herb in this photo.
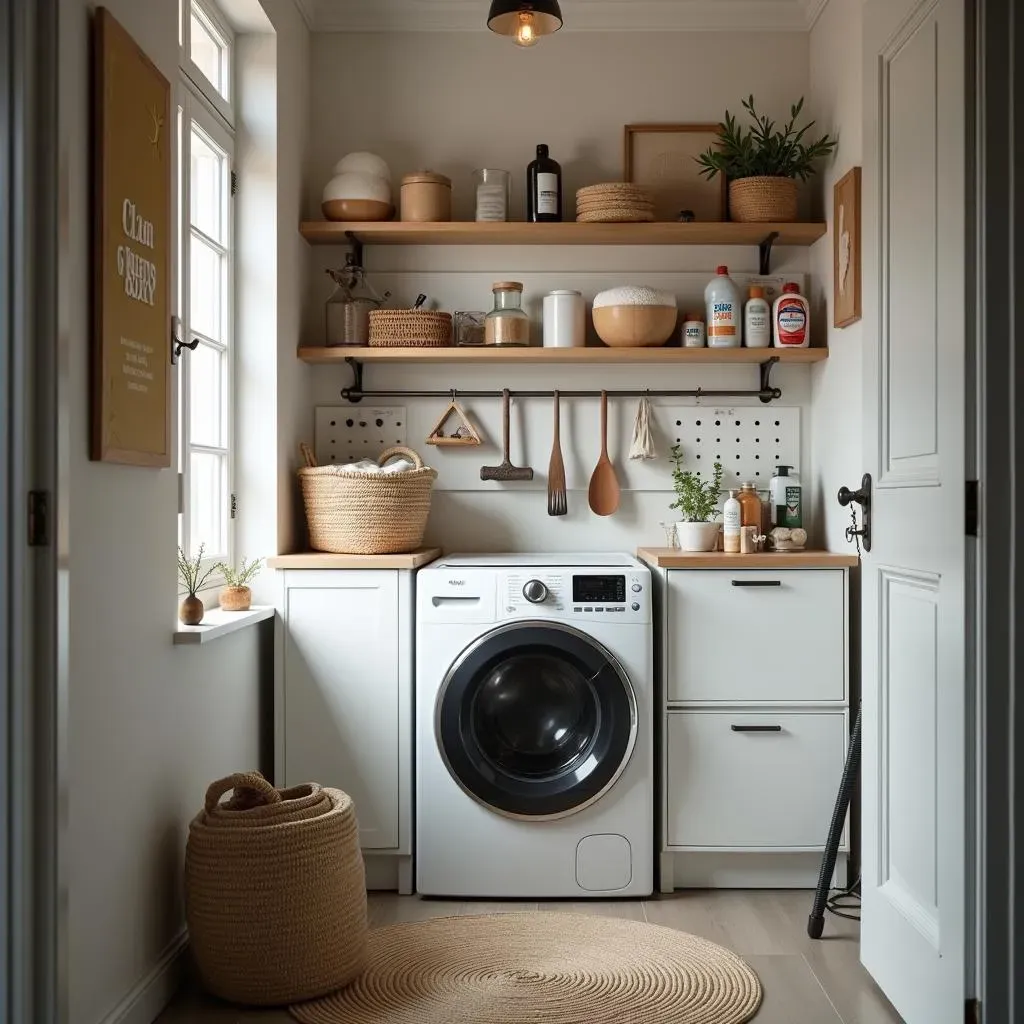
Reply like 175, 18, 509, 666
215, 557, 263, 612
178, 544, 218, 625
696, 96, 837, 223
669, 445, 724, 552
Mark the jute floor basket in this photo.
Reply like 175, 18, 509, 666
299, 444, 437, 555
185, 772, 367, 1006
728, 176, 799, 222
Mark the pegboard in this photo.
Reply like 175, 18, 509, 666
659, 406, 800, 488
314, 405, 407, 465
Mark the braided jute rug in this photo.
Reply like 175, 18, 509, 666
291, 911, 762, 1024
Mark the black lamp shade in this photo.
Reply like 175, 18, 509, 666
488, 0, 563, 37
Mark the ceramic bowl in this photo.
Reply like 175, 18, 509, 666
593, 304, 678, 347
321, 198, 394, 222
333, 152, 392, 183
322, 171, 392, 205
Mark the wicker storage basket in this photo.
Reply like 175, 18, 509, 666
185, 772, 367, 1006
299, 444, 437, 555
368, 309, 452, 347
728, 176, 799, 223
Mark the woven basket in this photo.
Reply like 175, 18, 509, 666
368, 309, 452, 347
299, 444, 437, 555
728, 176, 799, 223
185, 772, 367, 1006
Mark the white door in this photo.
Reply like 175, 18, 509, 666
860, 0, 967, 1019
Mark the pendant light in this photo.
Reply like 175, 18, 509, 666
487, 0, 563, 47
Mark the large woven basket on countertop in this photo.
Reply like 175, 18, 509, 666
728, 176, 799, 223
299, 444, 437, 555
369, 309, 452, 347
184, 772, 367, 1006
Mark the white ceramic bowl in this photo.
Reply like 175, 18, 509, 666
333, 152, 392, 184
322, 171, 392, 205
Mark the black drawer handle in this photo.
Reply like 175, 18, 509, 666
730, 724, 783, 732
731, 580, 782, 587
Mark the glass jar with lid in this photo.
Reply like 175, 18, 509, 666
484, 281, 530, 347
737, 481, 763, 528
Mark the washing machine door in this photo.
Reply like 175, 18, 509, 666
435, 621, 638, 820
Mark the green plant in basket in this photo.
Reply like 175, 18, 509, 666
216, 557, 264, 588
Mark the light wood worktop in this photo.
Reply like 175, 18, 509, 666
637, 547, 859, 569
268, 548, 442, 570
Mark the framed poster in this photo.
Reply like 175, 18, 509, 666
91, 8, 172, 466
833, 166, 862, 328
624, 123, 727, 223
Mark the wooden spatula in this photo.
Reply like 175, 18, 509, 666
480, 389, 534, 482
547, 391, 567, 516
588, 391, 621, 516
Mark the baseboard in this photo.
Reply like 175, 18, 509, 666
660, 851, 849, 890
96, 930, 189, 1024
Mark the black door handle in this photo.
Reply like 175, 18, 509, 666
731, 580, 782, 587
731, 724, 783, 732
838, 472, 872, 552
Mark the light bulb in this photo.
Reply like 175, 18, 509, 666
514, 11, 538, 46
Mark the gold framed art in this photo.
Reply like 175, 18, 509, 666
623, 123, 727, 223
833, 167, 862, 328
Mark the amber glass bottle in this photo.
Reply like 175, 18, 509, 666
737, 482, 762, 528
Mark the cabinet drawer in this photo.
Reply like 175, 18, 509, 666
665, 711, 847, 849
665, 570, 845, 703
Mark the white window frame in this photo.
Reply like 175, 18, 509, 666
177, 0, 235, 586
179, 0, 234, 126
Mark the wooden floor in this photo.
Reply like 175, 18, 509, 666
159, 890, 902, 1024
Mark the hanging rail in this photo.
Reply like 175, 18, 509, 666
341, 356, 782, 404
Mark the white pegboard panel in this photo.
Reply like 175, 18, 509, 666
658, 406, 800, 488
315, 405, 407, 465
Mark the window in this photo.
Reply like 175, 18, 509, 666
178, 0, 234, 571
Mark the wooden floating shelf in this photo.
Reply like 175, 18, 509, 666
299, 221, 827, 247
297, 346, 828, 366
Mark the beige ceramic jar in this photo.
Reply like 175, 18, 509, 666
401, 172, 452, 222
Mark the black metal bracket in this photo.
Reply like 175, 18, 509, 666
170, 314, 199, 364
345, 230, 363, 269
758, 356, 781, 403
759, 230, 780, 275
344, 357, 365, 402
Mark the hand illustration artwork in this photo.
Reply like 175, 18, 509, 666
838, 203, 851, 296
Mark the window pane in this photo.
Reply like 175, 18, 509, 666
190, 233, 223, 341
190, 10, 225, 96
190, 127, 224, 243
190, 341, 225, 448
190, 451, 227, 558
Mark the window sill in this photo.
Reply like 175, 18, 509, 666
173, 605, 274, 645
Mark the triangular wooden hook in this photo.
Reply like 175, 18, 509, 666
426, 396, 482, 447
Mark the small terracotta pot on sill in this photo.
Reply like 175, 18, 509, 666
180, 595, 205, 626
219, 585, 252, 612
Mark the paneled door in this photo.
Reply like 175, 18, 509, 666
860, 0, 967, 1019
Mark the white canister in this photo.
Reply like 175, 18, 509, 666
543, 290, 586, 348
681, 314, 706, 348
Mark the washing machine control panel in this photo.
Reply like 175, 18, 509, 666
503, 571, 650, 622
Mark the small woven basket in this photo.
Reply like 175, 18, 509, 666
368, 309, 452, 347
298, 444, 437, 555
185, 772, 367, 1006
728, 176, 799, 223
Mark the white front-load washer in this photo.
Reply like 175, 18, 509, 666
416, 553, 653, 898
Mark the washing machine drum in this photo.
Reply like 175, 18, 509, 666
436, 622, 638, 820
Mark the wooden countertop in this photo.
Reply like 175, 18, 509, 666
268, 548, 442, 570
637, 547, 859, 569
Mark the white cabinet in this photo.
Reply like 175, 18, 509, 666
276, 569, 413, 891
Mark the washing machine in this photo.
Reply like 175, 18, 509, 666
416, 553, 653, 898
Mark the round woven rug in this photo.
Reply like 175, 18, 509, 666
290, 911, 762, 1024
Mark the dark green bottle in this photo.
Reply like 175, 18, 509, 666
527, 144, 562, 222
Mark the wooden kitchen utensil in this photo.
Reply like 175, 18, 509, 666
588, 391, 621, 516
547, 391, 567, 516
480, 389, 534, 482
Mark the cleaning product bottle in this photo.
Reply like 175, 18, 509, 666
723, 490, 742, 553
770, 465, 802, 527
744, 285, 771, 348
705, 266, 742, 348
773, 282, 810, 348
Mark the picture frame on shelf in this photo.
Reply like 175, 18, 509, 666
623, 123, 727, 223
833, 167, 862, 328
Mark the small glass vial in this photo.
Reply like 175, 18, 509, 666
485, 281, 530, 346
682, 313, 706, 348
475, 168, 511, 222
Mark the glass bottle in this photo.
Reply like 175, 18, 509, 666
475, 168, 511, 222
485, 281, 531, 347
737, 481, 763, 529
527, 144, 562, 222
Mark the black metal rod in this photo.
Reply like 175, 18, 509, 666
341, 387, 777, 401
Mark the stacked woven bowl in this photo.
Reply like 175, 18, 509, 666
575, 183, 654, 223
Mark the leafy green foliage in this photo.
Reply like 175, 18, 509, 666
669, 445, 724, 522
216, 557, 264, 589
696, 96, 837, 182
178, 543, 218, 597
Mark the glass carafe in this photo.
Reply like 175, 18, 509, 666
325, 257, 387, 347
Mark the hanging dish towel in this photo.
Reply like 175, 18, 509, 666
628, 396, 657, 460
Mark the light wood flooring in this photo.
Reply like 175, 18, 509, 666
159, 889, 903, 1024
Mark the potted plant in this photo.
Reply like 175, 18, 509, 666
696, 96, 837, 223
669, 445, 724, 552
178, 543, 218, 625
215, 557, 263, 612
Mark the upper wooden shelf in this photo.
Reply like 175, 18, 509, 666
297, 346, 828, 366
299, 221, 827, 247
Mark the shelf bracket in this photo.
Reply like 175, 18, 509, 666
758, 230, 780, 275
759, 356, 781, 404
343, 357, 365, 403
345, 230, 364, 269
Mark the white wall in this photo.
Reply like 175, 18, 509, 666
56, 2, 308, 1022
807, 0, 864, 550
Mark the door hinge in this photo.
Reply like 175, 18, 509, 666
965, 997, 981, 1024
177, 473, 185, 516
230, 493, 237, 520
27, 491, 50, 547
966, 479, 979, 536
230, 169, 238, 196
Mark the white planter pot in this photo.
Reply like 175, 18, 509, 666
675, 521, 721, 552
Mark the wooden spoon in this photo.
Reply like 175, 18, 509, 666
588, 391, 621, 516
